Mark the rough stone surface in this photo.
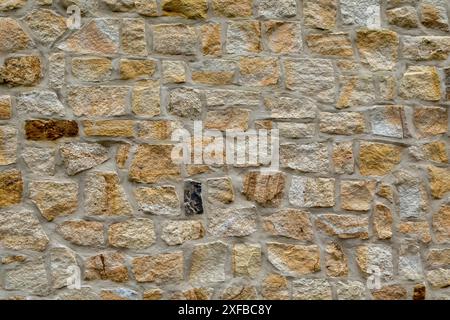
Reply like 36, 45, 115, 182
161, 220, 205, 245
60, 142, 109, 176
134, 186, 180, 216
132, 252, 184, 283
263, 209, 314, 241
190, 242, 228, 284
57, 220, 104, 247
109, 219, 155, 249
267, 243, 320, 276
289, 176, 335, 208
0, 169, 23, 208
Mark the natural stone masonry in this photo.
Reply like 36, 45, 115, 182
0, 0, 449, 301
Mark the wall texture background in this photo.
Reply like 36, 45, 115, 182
0, 0, 450, 300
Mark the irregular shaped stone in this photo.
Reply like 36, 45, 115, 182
337, 75, 376, 109
427, 248, 450, 268
143, 289, 163, 300
356, 245, 394, 280
85, 252, 128, 282
57, 220, 104, 246
132, 80, 160, 117
304, 0, 337, 30
427, 268, 450, 288
133, 252, 184, 284
243, 171, 285, 207
264, 95, 316, 120
4, 258, 49, 296
413, 106, 448, 137
192, 59, 236, 85
204, 89, 260, 108
0, 55, 42, 86
333, 141, 354, 174
398, 221, 432, 244
413, 284, 426, 300
207, 177, 234, 205
0, 96, 11, 119
16, 90, 65, 117
29, 180, 78, 221
400, 66, 441, 101
341, 180, 376, 212
0, 170, 22, 208
374, 203, 393, 240
205, 108, 250, 132
101, 0, 136, 11
121, 19, 147, 56
130, 144, 180, 183
409, 141, 448, 164
24, 9, 67, 45
200, 23, 221, 56
85, 171, 132, 216
428, 166, 450, 199
168, 88, 202, 119
120, 58, 156, 80
50, 247, 78, 289
267, 243, 320, 276
257, 0, 297, 18
60, 142, 109, 176
221, 283, 257, 300
289, 176, 335, 208
377, 183, 394, 203
320, 112, 365, 135
394, 170, 429, 219
278, 123, 315, 139
0, 0, 27, 11
25, 120, 78, 141
58, 19, 119, 54
359, 142, 402, 176
0, 17, 33, 52
372, 285, 407, 300
370, 106, 407, 138
356, 29, 398, 71
0, 209, 48, 251
83, 120, 134, 137
68, 86, 129, 117
134, 186, 180, 216
190, 241, 228, 284
239, 57, 279, 86
208, 206, 257, 237
49, 52, 65, 89
281, 143, 329, 174
163, 60, 186, 83
153, 24, 197, 55
403, 36, 450, 61
325, 242, 348, 277
263, 209, 313, 241
387, 6, 419, 28
307, 33, 352, 57
109, 219, 155, 249
233, 244, 261, 278
72, 57, 112, 81
162, 0, 207, 19
0, 125, 17, 165
316, 214, 369, 239
265, 21, 302, 54
212, 0, 253, 17
161, 220, 205, 245
170, 287, 213, 300
22, 145, 56, 176
336, 281, 366, 300
284, 58, 335, 103
184, 180, 203, 215
341, 0, 381, 26
227, 21, 261, 54
293, 279, 332, 300
421, 0, 449, 31
433, 202, 450, 243
115, 143, 130, 169
100, 288, 139, 300
261, 274, 289, 300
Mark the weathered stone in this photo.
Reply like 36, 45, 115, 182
398, 221, 432, 244
85, 252, 128, 282
207, 177, 234, 205
398, 243, 423, 281
50, 247, 78, 289
109, 219, 155, 249
378, 73, 396, 100
0, 96, 11, 119
284, 58, 335, 103
325, 242, 348, 277
243, 171, 285, 207
49, 52, 65, 89
264, 21, 302, 54
162, 0, 207, 19
25, 120, 78, 141
4, 258, 50, 296
0, 55, 42, 86
72, 57, 112, 82
208, 206, 257, 237
335, 281, 366, 300
168, 88, 202, 119
370, 106, 407, 139
161, 220, 204, 246
337, 75, 376, 109
200, 23, 221, 56
394, 170, 429, 219
0, 209, 48, 251
427, 248, 450, 268
85, 171, 132, 216
205, 89, 260, 108
153, 24, 197, 55
261, 274, 289, 300
413, 284, 426, 300
400, 66, 441, 101
221, 283, 257, 300
163, 60, 186, 83
333, 142, 354, 174
409, 141, 448, 164
29, 180, 78, 221
233, 244, 261, 278
257, 0, 297, 18
316, 214, 369, 239
341, 0, 381, 26
58, 19, 119, 54
293, 279, 332, 300
22, 145, 56, 176
433, 202, 450, 243
205, 108, 250, 132
320, 112, 366, 135
170, 287, 213, 300
116, 143, 130, 169
143, 289, 163, 300
264, 95, 316, 120
212, 0, 252, 17
356, 29, 399, 71
289, 176, 335, 208
101, 0, 136, 12
263, 209, 314, 241
0, 0, 27, 11
428, 166, 450, 199
16, 90, 65, 117
192, 60, 236, 85
239, 57, 279, 86
100, 288, 139, 300
427, 268, 450, 288
387, 6, 419, 28
0, 125, 17, 165
307, 33, 353, 57
132, 80, 160, 117
83, 120, 134, 137
356, 245, 394, 280
372, 285, 407, 300
278, 123, 315, 139
121, 19, 147, 56
60, 142, 109, 176
134, 185, 180, 216
377, 183, 394, 203
137, 120, 180, 140
304, 0, 337, 30
0, 170, 22, 208
120, 59, 156, 80
341, 180, 376, 212
190, 241, 228, 283
68, 86, 129, 117
281, 143, 329, 174
403, 36, 450, 61
0, 18, 33, 52
25, 9, 67, 45
413, 106, 448, 137
227, 21, 261, 54
374, 203, 393, 240
129, 144, 180, 183
267, 243, 320, 276
57, 220, 104, 246
421, 0, 449, 31
359, 142, 402, 176
184, 180, 203, 215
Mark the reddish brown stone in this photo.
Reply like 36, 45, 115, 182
25, 120, 78, 141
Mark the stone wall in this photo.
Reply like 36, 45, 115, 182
0, 0, 450, 300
